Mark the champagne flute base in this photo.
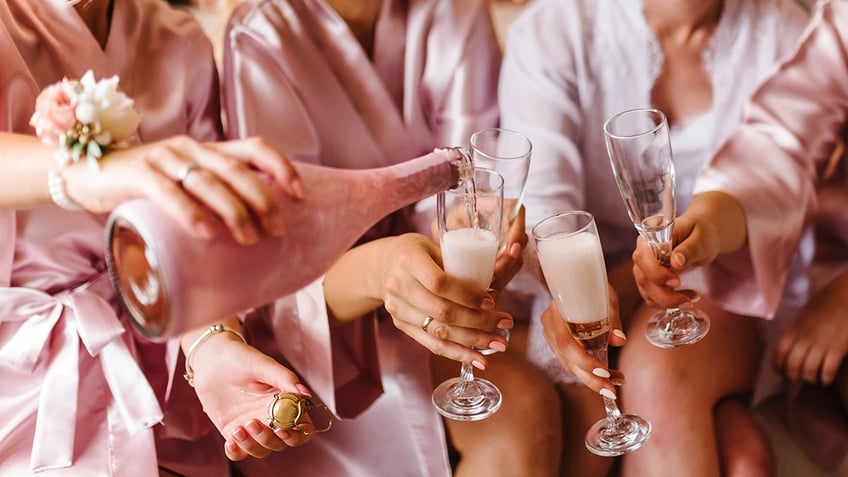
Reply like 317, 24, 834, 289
432, 377, 502, 421
585, 414, 652, 457
645, 307, 710, 349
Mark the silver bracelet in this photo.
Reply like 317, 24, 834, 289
47, 169, 84, 210
183, 323, 247, 387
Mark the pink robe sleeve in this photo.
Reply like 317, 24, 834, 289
694, 0, 848, 317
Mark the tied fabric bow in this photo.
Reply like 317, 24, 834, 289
0, 277, 163, 472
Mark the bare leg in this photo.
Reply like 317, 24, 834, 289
558, 382, 617, 477
618, 298, 763, 477
433, 322, 563, 477
715, 396, 774, 477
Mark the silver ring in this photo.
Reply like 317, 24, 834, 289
422, 316, 434, 333
176, 164, 199, 186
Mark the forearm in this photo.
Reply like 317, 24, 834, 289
0, 132, 59, 209
323, 238, 388, 324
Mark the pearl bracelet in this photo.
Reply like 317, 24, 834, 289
183, 323, 246, 387
47, 169, 84, 210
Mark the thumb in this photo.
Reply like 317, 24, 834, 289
252, 352, 312, 398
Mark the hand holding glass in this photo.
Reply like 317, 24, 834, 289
533, 211, 651, 456
431, 168, 504, 421
603, 108, 710, 348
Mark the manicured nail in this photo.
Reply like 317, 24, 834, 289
296, 384, 313, 398
509, 242, 522, 258
690, 294, 701, 303
481, 296, 496, 310
497, 318, 514, 330
472, 360, 486, 371
274, 429, 291, 440
612, 329, 627, 341
246, 420, 263, 435
592, 368, 611, 378
679, 301, 696, 311
488, 341, 507, 353
600, 388, 617, 400
195, 220, 216, 240
665, 278, 680, 288
291, 178, 305, 200
611, 376, 626, 386
267, 213, 285, 236
238, 226, 258, 245
225, 440, 239, 453
672, 253, 687, 268
232, 427, 249, 442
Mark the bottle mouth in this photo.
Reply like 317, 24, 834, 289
106, 215, 170, 341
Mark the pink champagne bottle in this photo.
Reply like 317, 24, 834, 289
105, 148, 468, 341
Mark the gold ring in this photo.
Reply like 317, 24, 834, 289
176, 164, 199, 186
422, 316, 435, 333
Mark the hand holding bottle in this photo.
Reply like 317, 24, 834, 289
61, 136, 303, 245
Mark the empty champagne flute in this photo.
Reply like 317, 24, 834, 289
603, 108, 710, 348
533, 211, 652, 456
432, 168, 505, 421
469, 127, 532, 221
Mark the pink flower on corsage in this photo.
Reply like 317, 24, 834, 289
30, 70, 141, 169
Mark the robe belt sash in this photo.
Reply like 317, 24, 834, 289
0, 273, 164, 471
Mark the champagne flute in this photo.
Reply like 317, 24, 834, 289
533, 211, 652, 456
603, 108, 710, 348
469, 127, 532, 221
432, 168, 505, 421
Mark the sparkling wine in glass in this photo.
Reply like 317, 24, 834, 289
533, 211, 651, 456
432, 168, 505, 421
603, 108, 710, 348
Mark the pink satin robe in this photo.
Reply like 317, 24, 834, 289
221, 0, 500, 475
693, 0, 848, 467
0, 1, 224, 475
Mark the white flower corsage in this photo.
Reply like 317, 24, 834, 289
30, 70, 140, 170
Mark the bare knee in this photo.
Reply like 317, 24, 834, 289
715, 398, 774, 477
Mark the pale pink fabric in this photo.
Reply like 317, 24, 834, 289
0, 1, 224, 475
221, 0, 500, 475
694, 0, 848, 467
499, 0, 810, 385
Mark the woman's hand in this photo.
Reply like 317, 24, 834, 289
324, 233, 513, 368
63, 136, 303, 245
491, 205, 529, 295
775, 270, 848, 385
185, 330, 315, 461
539, 284, 626, 397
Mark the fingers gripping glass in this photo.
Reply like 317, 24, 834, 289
431, 168, 505, 421
603, 108, 710, 348
533, 211, 651, 456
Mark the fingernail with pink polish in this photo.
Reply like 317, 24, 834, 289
488, 341, 507, 353
592, 368, 611, 378
612, 329, 627, 341
600, 388, 617, 400
472, 360, 486, 371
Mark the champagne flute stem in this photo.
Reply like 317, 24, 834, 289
603, 395, 623, 424
456, 362, 477, 396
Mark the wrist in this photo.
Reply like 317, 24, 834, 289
183, 323, 246, 387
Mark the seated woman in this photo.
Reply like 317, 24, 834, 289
499, 0, 809, 475
218, 0, 562, 475
631, 0, 848, 474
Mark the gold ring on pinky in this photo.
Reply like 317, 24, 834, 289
176, 164, 200, 186
422, 316, 435, 333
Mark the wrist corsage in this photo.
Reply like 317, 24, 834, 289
31, 70, 140, 210
30, 69, 140, 170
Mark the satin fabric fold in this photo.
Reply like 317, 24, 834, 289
0, 0, 224, 474
222, 1, 499, 475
